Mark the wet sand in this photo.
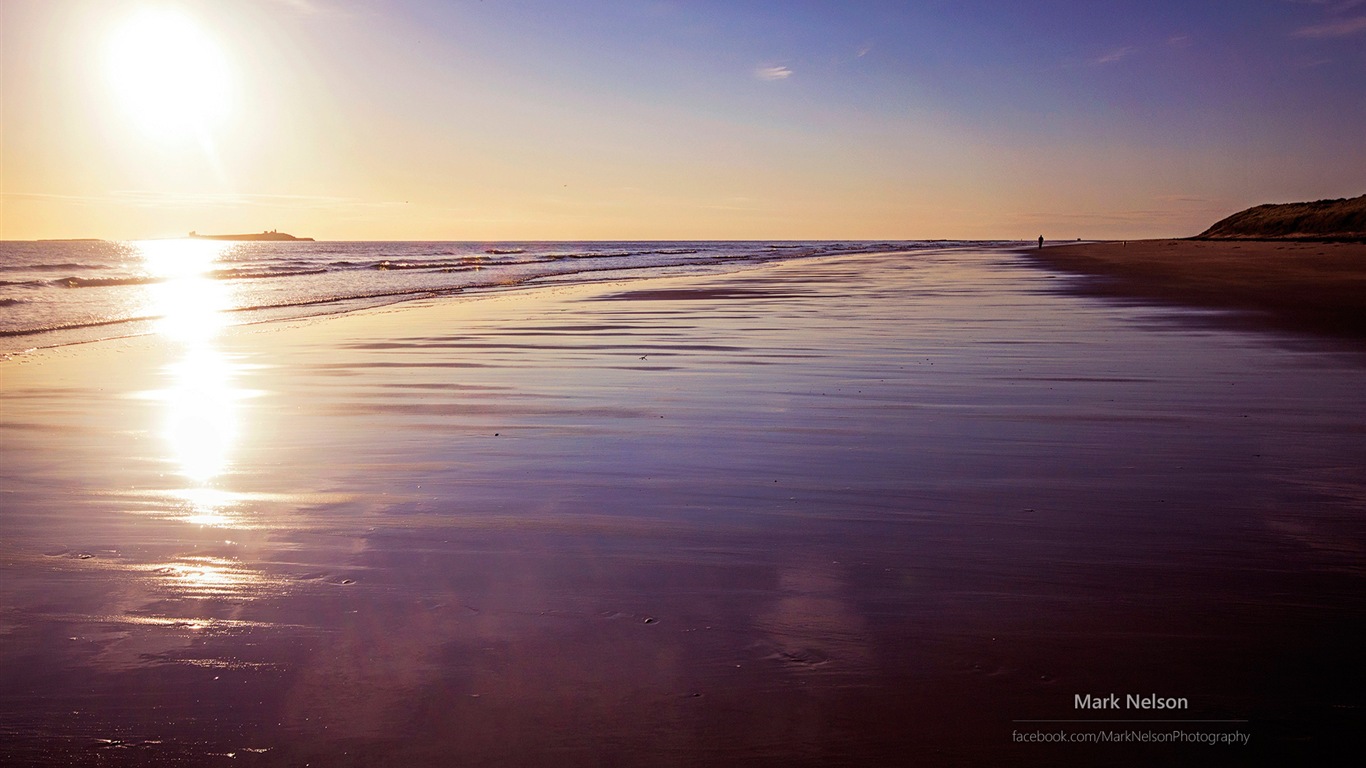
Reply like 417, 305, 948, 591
2, 247, 1364, 766
1027, 239, 1366, 339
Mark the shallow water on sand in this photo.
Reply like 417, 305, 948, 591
0, 239, 955, 353
1, 247, 1363, 766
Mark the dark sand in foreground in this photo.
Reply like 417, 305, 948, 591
2, 247, 1364, 766
1029, 239, 1366, 339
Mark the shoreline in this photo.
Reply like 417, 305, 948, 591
1023, 239, 1366, 340
1, 242, 943, 357
3, 246, 1363, 764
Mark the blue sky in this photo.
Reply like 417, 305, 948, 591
2, 0, 1363, 238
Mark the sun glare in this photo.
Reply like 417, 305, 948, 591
106, 8, 232, 137
141, 237, 226, 280
135, 239, 244, 527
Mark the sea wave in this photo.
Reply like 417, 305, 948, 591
372, 260, 492, 272
1, 239, 950, 351
0, 262, 89, 272
209, 267, 331, 280
0, 284, 471, 338
54, 275, 162, 288
543, 248, 703, 260
0, 313, 159, 337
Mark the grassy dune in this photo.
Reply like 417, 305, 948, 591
1197, 194, 1366, 241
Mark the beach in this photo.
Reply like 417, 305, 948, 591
2, 245, 1364, 766
1029, 239, 1366, 339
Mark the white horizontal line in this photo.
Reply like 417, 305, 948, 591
1012, 719, 1249, 723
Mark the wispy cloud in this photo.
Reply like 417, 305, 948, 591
257, 0, 355, 18
1292, 14, 1366, 37
701, 196, 763, 212
1013, 195, 1234, 228
754, 65, 792, 81
117, 190, 407, 210
830, 43, 873, 67
1152, 194, 1215, 204
1011, 210, 1154, 225
1091, 46, 1139, 65
1166, 34, 1192, 48
2, 190, 404, 210
1, 192, 100, 205
263, 0, 326, 13
1011, 206, 1224, 226
1287, 0, 1365, 9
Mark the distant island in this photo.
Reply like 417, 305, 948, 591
1196, 194, 1365, 241
188, 230, 315, 242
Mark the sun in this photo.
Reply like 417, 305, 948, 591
105, 8, 233, 138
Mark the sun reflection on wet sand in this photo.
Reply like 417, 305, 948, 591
139, 239, 244, 527
142, 556, 282, 600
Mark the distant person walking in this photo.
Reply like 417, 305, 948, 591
1037, 235, 1044, 248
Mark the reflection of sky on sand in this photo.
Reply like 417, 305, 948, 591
753, 565, 871, 674
4, 248, 1366, 763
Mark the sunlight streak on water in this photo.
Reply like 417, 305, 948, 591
139, 239, 244, 526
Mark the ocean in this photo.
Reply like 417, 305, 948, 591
0, 239, 1005, 353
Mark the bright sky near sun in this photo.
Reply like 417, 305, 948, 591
2, 0, 1363, 240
